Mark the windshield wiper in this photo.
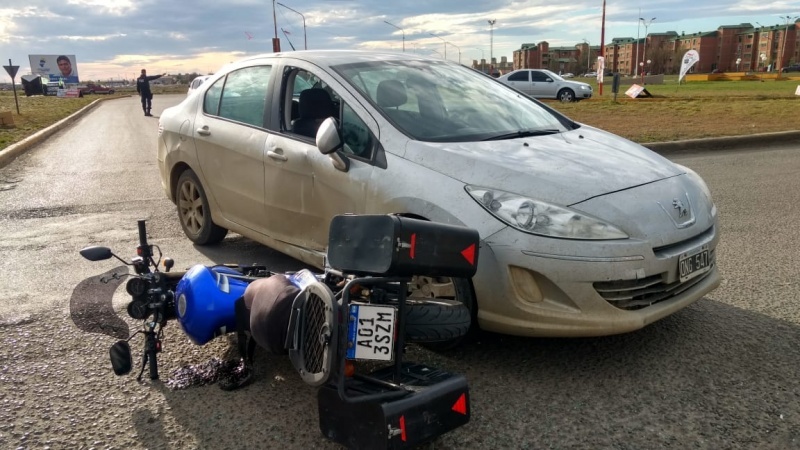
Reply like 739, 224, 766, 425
482, 129, 560, 141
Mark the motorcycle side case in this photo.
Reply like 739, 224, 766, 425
174, 265, 248, 345
327, 215, 480, 278
318, 363, 470, 449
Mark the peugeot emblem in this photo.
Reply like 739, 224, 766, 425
672, 198, 688, 218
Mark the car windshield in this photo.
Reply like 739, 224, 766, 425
332, 59, 572, 142
542, 70, 564, 81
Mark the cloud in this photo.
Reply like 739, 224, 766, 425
0, 0, 795, 82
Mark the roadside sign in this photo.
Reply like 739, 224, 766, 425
4, 59, 20, 114
3, 63, 19, 79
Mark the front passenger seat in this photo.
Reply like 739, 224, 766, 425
291, 88, 337, 138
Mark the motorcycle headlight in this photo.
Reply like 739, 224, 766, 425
466, 186, 628, 240
177, 293, 187, 318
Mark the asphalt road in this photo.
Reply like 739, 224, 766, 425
1, 95, 799, 449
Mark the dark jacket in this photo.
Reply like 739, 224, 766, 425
136, 74, 162, 97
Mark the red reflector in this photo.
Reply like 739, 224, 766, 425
409, 233, 416, 259
452, 393, 467, 415
461, 244, 476, 266
400, 415, 407, 442
136, 247, 143, 256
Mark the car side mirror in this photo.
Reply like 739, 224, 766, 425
316, 117, 350, 172
546, 78, 553, 82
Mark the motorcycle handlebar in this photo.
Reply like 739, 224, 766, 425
137, 219, 151, 259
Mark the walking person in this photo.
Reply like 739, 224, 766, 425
136, 69, 165, 116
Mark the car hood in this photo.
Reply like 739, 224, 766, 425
402, 125, 681, 205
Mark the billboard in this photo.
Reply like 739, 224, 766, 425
28, 54, 80, 83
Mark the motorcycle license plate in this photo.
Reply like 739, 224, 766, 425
346, 303, 396, 362
679, 245, 710, 282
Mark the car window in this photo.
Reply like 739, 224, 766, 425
215, 66, 271, 127
281, 67, 342, 134
203, 78, 224, 115
508, 71, 529, 82
531, 71, 550, 82
341, 102, 374, 159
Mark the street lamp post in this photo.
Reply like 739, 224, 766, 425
639, 17, 656, 79
277, 2, 307, 49
473, 47, 485, 72
779, 15, 799, 73
582, 39, 590, 73
384, 20, 405, 52
447, 41, 461, 65
488, 19, 496, 73
429, 33, 446, 59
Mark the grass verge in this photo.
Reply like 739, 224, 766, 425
0, 79, 798, 150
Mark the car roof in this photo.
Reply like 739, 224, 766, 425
230, 50, 441, 68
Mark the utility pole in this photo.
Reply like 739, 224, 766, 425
271, 0, 281, 52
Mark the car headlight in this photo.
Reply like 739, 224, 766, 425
580, 85, 591, 90
466, 186, 628, 240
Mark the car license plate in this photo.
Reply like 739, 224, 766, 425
346, 303, 396, 362
679, 245, 711, 282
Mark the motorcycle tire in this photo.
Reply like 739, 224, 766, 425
402, 299, 471, 344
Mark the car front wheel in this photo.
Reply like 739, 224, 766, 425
176, 169, 228, 245
558, 88, 576, 102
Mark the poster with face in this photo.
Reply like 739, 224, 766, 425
28, 54, 80, 83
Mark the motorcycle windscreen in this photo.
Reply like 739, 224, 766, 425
286, 281, 338, 387
69, 265, 130, 340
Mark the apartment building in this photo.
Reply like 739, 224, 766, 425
508, 19, 799, 75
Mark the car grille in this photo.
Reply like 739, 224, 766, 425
593, 249, 715, 310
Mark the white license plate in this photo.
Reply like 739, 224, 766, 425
346, 303, 396, 361
679, 245, 711, 282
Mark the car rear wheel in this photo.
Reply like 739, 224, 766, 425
558, 88, 576, 102
176, 169, 228, 245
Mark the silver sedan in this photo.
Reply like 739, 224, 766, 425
157, 50, 719, 344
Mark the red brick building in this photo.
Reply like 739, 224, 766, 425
504, 19, 799, 75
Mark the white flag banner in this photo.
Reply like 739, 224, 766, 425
596, 56, 605, 83
679, 50, 700, 82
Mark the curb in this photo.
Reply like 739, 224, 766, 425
645, 130, 800, 155
0, 96, 123, 169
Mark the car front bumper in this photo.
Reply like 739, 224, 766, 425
470, 222, 720, 337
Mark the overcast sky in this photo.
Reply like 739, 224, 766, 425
0, 0, 797, 82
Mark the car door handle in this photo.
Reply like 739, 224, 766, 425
267, 150, 288, 161
196, 126, 210, 136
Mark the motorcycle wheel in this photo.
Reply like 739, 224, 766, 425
403, 298, 471, 344
176, 169, 228, 245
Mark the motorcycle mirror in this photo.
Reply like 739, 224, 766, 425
80, 246, 113, 261
110, 341, 133, 376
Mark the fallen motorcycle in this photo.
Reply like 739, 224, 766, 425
73, 214, 480, 449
